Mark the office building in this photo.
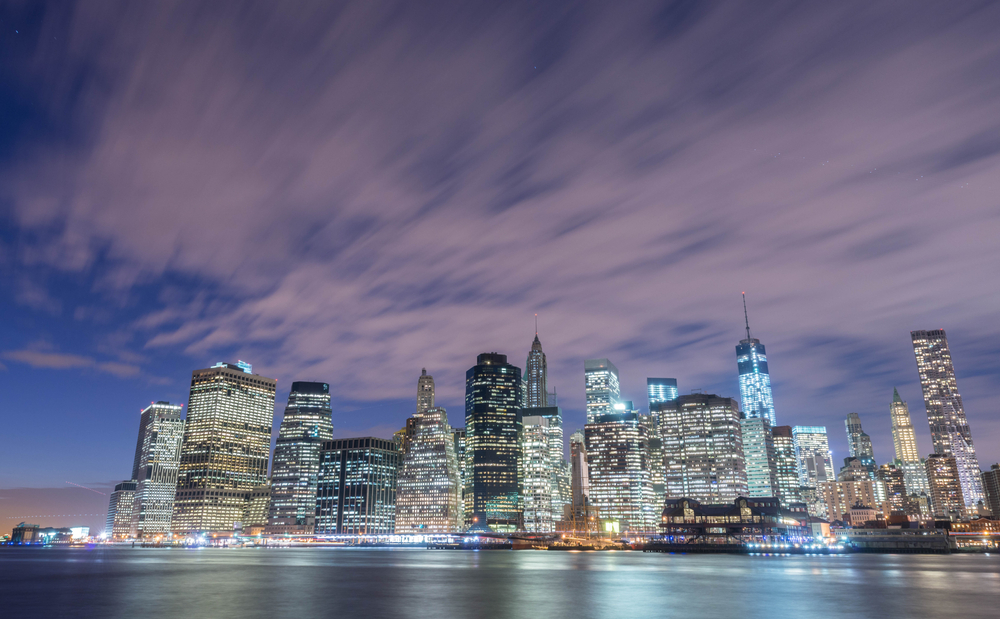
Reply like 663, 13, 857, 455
584, 359, 620, 424
845, 412, 877, 477
242, 485, 271, 535
741, 417, 778, 498
644, 413, 666, 508
585, 407, 657, 531
130, 401, 184, 538
525, 332, 548, 408
172, 361, 276, 535
819, 479, 877, 522
771, 426, 801, 508
417, 368, 435, 414
570, 429, 589, 509
878, 463, 918, 517
452, 427, 466, 518
465, 353, 522, 531
396, 408, 462, 533
889, 388, 930, 496
926, 454, 965, 520
981, 464, 1000, 518
657, 394, 748, 504
736, 294, 776, 425
523, 415, 555, 531
267, 381, 334, 534
911, 329, 984, 508
106, 480, 137, 539
316, 437, 399, 535
792, 426, 833, 516
647, 378, 678, 407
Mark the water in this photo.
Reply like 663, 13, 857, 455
2, 547, 999, 619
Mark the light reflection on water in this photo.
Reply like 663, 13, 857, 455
2, 547, 999, 619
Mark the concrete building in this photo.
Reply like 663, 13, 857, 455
316, 438, 399, 535
926, 454, 965, 521
819, 479, 877, 522
396, 408, 462, 533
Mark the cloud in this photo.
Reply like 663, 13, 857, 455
2, 347, 140, 377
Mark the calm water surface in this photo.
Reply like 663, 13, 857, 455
2, 547, 999, 619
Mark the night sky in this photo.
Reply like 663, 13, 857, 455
2, 1, 1000, 533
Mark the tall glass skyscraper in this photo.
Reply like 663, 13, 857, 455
771, 426, 802, 508
465, 352, 523, 531
646, 378, 678, 408
267, 381, 334, 534
911, 329, 984, 508
316, 437, 399, 535
741, 417, 778, 498
889, 389, 930, 497
173, 362, 276, 535
736, 295, 776, 426
131, 401, 184, 538
525, 333, 548, 409
584, 359, 619, 424
396, 407, 463, 533
792, 426, 833, 518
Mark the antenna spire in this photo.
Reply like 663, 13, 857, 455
534, 313, 538, 336
742, 292, 751, 340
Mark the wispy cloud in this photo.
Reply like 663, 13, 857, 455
2, 346, 140, 378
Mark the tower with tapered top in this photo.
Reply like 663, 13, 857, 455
736, 293, 776, 426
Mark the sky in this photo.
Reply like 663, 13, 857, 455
2, 1, 1000, 534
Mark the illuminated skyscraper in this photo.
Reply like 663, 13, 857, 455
741, 417, 778, 498
267, 382, 334, 535
646, 378, 678, 408
889, 388, 930, 496
736, 294, 776, 426
657, 394, 748, 504
925, 454, 965, 520
771, 426, 802, 507
172, 362, 276, 535
845, 412, 877, 477
525, 332, 548, 409
396, 407, 462, 533
792, 426, 833, 517
911, 329, 984, 508
522, 415, 555, 531
569, 429, 589, 509
452, 427, 466, 518
981, 464, 1000, 519
316, 437, 399, 535
417, 368, 435, 414
585, 359, 620, 424
585, 405, 657, 531
106, 480, 137, 539
131, 401, 184, 538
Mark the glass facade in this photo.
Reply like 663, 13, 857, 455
585, 408, 657, 531
646, 378, 678, 408
465, 353, 522, 531
584, 359, 619, 424
316, 437, 400, 535
736, 339, 776, 426
740, 417, 778, 498
889, 388, 930, 497
395, 408, 462, 533
792, 425, 833, 517
267, 381, 334, 534
106, 480, 137, 539
522, 415, 555, 531
911, 329, 984, 508
131, 401, 184, 538
771, 426, 802, 508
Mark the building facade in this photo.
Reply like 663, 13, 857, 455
396, 408, 462, 533
819, 479, 877, 522
925, 454, 965, 520
911, 329, 984, 508
646, 378, 678, 408
584, 358, 620, 424
522, 415, 555, 531
741, 417, 778, 498
792, 426, 833, 517
130, 401, 184, 538
316, 437, 399, 535
845, 412, 877, 477
267, 381, 334, 534
736, 295, 776, 425
889, 388, 930, 497
981, 464, 1000, 519
656, 394, 748, 504
585, 409, 657, 531
106, 480, 137, 539
525, 334, 548, 409
172, 362, 276, 534
465, 353, 522, 531
771, 426, 802, 508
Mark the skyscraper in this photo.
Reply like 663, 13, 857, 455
267, 381, 334, 535
585, 405, 657, 531
316, 437, 399, 535
741, 417, 778, 498
646, 378, 678, 408
584, 359, 620, 424
465, 353, 523, 531
792, 426, 833, 516
657, 394, 748, 504
845, 412, 877, 476
911, 329, 984, 508
522, 415, 556, 531
981, 464, 1000, 519
395, 407, 463, 533
736, 294, 776, 426
771, 426, 802, 507
417, 368, 435, 414
925, 454, 965, 520
525, 332, 548, 409
569, 429, 589, 510
131, 401, 184, 538
889, 388, 930, 497
106, 480, 137, 539
172, 362, 276, 535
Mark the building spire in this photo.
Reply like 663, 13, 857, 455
742, 292, 752, 340
534, 313, 538, 336
892, 387, 902, 403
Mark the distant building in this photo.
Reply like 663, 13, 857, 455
736, 295, 776, 425
982, 464, 1000, 518
657, 394, 748, 504
926, 454, 965, 521
584, 359, 620, 424
845, 412, 877, 477
741, 417, 778, 498
585, 407, 657, 531
646, 378, 678, 408
569, 429, 590, 515
878, 463, 918, 517
106, 480, 137, 539
525, 333, 548, 408
172, 362, 276, 535
267, 381, 334, 535
242, 485, 271, 535
819, 479, 877, 522
395, 408, 462, 533
911, 329, 984, 508
771, 426, 801, 508
11, 523, 39, 544
131, 401, 184, 538
316, 437, 399, 535
523, 415, 555, 531
792, 426, 833, 517
465, 353, 522, 531
889, 388, 930, 497
452, 427, 466, 518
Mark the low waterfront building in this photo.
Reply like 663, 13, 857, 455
11, 523, 40, 544
316, 438, 399, 535
659, 496, 808, 538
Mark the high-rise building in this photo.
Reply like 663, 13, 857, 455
736, 294, 776, 426
911, 329, 984, 508
981, 464, 1000, 519
525, 333, 548, 409
172, 362, 276, 535
925, 454, 965, 520
792, 426, 833, 517
771, 426, 802, 508
585, 406, 657, 531
657, 394, 748, 504
569, 429, 589, 508
878, 463, 917, 517
395, 407, 462, 533
452, 427, 467, 518
267, 381, 334, 534
845, 412, 877, 477
417, 368, 435, 414
818, 479, 877, 522
522, 415, 555, 531
646, 378, 678, 408
316, 437, 399, 535
131, 402, 184, 538
889, 388, 930, 497
242, 485, 271, 535
524, 406, 570, 524
465, 353, 522, 531
106, 480, 137, 539
741, 417, 778, 498
584, 359, 620, 424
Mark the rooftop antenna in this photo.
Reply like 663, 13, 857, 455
742, 292, 752, 340
535, 313, 538, 336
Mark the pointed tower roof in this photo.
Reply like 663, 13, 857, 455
892, 387, 902, 403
